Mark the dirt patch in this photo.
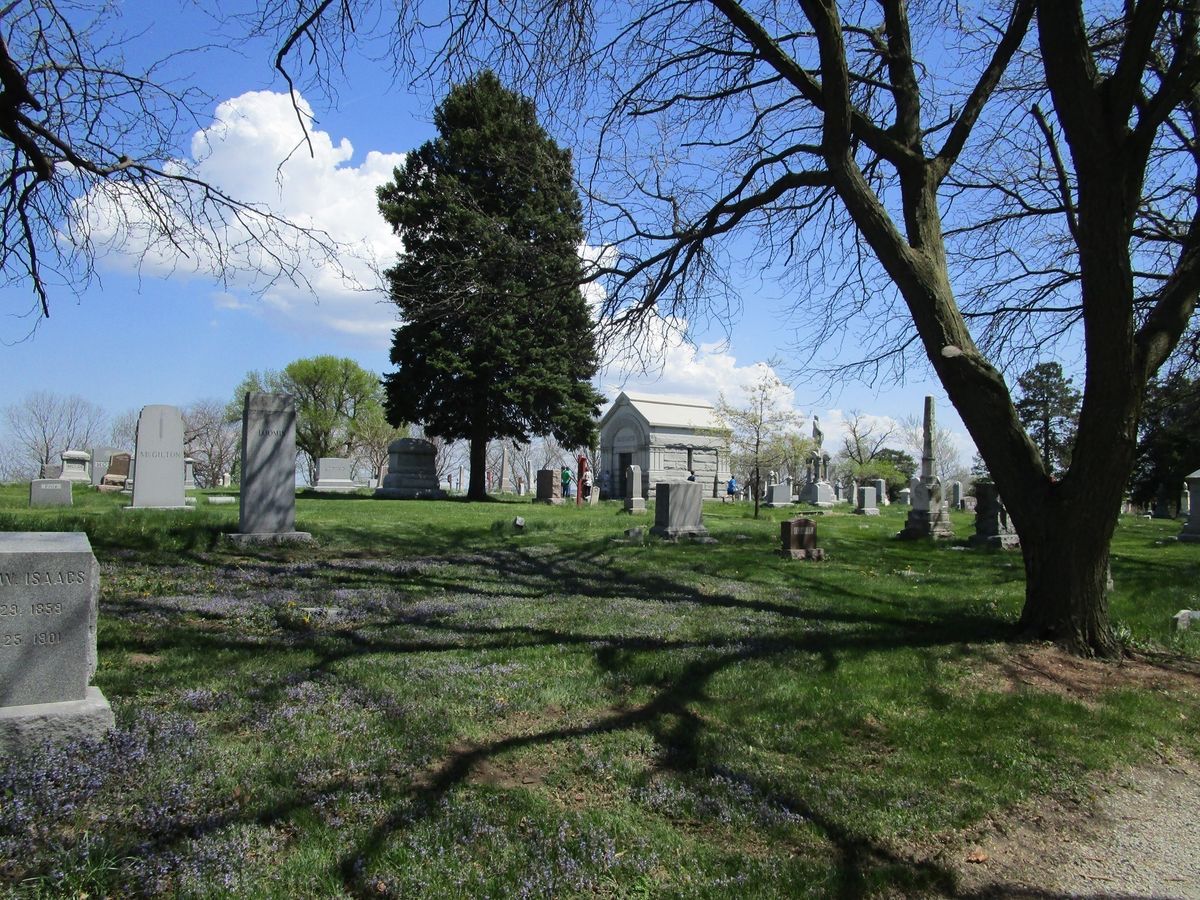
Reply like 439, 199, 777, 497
962, 643, 1200, 708
125, 652, 162, 666
947, 755, 1200, 898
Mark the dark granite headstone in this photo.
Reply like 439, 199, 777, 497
779, 517, 824, 560
535, 469, 563, 505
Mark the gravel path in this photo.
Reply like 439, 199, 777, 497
954, 756, 1200, 898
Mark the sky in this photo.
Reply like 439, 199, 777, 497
0, 3, 978, 470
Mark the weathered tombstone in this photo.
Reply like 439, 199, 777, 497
854, 485, 880, 516
779, 517, 824, 560
59, 450, 91, 483
374, 438, 447, 499
1181, 484, 1191, 518
623, 464, 647, 514
314, 457, 357, 492
970, 483, 1019, 549
230, 393, 313, 544
764, 482, 793, 508
896, 487, 911, 506
38, 464, 62, 479
650, 481, 709, 540
535, 469, 563, 505
1178, 469, 1200, 543
29, 479, 72, 508
899, 397, 954, 539
183, 457, 196, 490
872, 478, 889, 506
0, 533, 114, 752
129, 405, 187, 509
97, 453, 131, 493
88, 447, 121, 487
1172, 609, 1195, 631
950, 481, 963, 510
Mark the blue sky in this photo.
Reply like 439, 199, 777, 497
0, 4, 976, 467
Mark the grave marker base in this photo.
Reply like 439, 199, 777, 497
0, 687, 114, 754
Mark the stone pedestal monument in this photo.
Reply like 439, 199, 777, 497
229, 393, 313, 545
899, 396, 955, 540
1178, 469, 1200, 542
797, 417, 835, 507
623, 464, 647, 514
59, 450, 91, 483
374, 438, 446, 499
970, 483, 1019, 549
0, 533, 114, 752
854, 485, 880, 516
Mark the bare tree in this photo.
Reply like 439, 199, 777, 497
183, 400, 239, 488
260, 2, 1199, 655
715, 371, 800, 518
3, 391, 106, 474
0, 0, 351, 332
107, 408, 138, 450
840, 412, 896, 468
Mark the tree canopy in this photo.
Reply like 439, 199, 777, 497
378, 71, 605, 500
1131, 372, 1200, 513
1014, 363, 1082, 478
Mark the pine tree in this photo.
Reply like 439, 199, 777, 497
378, 72, 605, 500
1014, 362, 1081, 477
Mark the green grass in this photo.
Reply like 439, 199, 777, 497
0, 485, 1197, 897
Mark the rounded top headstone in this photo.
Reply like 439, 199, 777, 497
388, 437, 436, 455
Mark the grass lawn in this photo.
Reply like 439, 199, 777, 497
0, 485, 1197, 897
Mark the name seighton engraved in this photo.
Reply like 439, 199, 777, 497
0, 571, 87, 586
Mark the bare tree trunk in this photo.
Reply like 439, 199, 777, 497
467, 431, 488, 501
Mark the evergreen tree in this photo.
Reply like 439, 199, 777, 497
378, 72, 604, 500
1015, 363, 1081, 477
1131, 373, 1200, 514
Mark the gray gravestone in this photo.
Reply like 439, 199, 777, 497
535, 469, 563, 505
951, 480, 963, 510
970, 483, 1019, 549
89, 447, 122, 487
854, 485, 880, 516
183, 457, 196, 490
897, 487, 911, 506
872, 478, 889, 506
624, 464, 646, 513
764, 483, 793, 508
1179, 469, 1200, 542
130, 405, 187, 509
314, 457, 357, 492
651, 481, 709, 540
29, 479, 72, 508
59, 450, 91, 483
899, 397, 954, 539
231, 393, 312, 544
374, 439, 446, 499
0, 533, 114, 752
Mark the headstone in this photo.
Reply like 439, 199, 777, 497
512, 516, 525, 531
535, 469, 563, 505
779, 517, 824, 560
899, 397, 954, 539
89, 447, 121, 487
220, 472, 231, 488
650, 481, 709, 540
374, 438, 447, 499
97, 453, 131, 493
314, 457, 357, 492
970, 483, 1019, 549
183, 457, 196, 490
854, 485, 880, 516
623, 464, 647, 514
129, 405, 187, 509
38, 464, 62, 479
1174, 610, 1196, 631
951, 481, 963, 510
59, 450, 91, 483
764, 482, 793, 508
207, 496, 237, 505
29, 479, 72, 508
1181, 484, 1191, 518
873, 478, 889, 506
1178, 469, 1200, 542
229, 393, 313, 545
897, 487, 911, 506
0, 533, 114, 752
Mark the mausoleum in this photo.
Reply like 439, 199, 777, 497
598, 392, 731, 500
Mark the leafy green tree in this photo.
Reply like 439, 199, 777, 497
1131, 373, 1200, 514
377, 72, 605, 500
229, 356, 385, 484
1015, 363, 1081, 477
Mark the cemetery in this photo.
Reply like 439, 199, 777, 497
0, 480, 1196, 896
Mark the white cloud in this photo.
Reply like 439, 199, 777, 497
83, 91, 405, 348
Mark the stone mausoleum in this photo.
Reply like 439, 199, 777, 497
598, 392, 731, 500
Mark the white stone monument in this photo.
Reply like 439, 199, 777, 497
129, 405, 187, 509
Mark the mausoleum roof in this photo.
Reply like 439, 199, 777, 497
600, 392, 725, 432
